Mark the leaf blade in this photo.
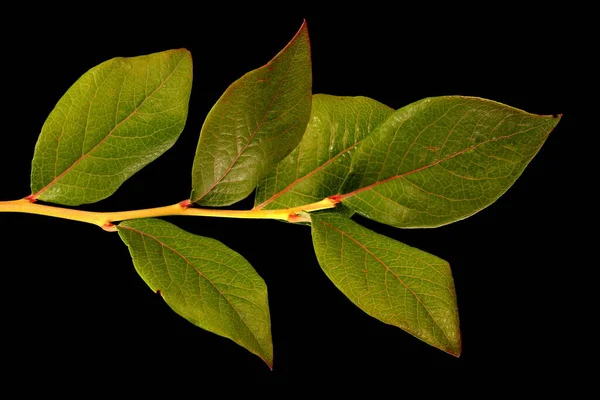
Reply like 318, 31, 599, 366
118, 218, 273, 367
340, 96, 561, 227
311, 212, 460, 355
255, 94, 393, 210
191, 21, 312, 206
30, 49, 192, 206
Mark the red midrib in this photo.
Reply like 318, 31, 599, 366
120, 225, 270, 363
193, 32, 305, 204
31, 55, 185, 200
339, 126, 539, 200
319, 219, 458, 353
255, 141, 360, 209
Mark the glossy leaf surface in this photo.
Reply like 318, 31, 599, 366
191, 22, 312, 206
311, 212, 460, 355
31, 49, 192, 205
340, 96, 561, 227
255, 94, 393, 210
118, 218, 273, 367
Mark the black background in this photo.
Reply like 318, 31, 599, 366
1, 11, 581, 385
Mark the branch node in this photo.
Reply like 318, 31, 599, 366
288, 212, 310, 223
179, 199, 192, 209
102, 222, 118, 232
328, 195, 343, 204
24, 195, 37, 203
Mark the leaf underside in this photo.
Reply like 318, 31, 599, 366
190, 21, 312, 206
118, 218, 273, 368
30, 49, 193, 206
311, 212, 461, 356
339, 96, 561, 228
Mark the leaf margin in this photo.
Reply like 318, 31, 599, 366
117, 218, 274, 368
30, 48, 193, 206
190, 20, 313, 207
311, 211, 461, 356
337, 95, 562, 228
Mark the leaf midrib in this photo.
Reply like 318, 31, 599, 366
118, 224, 269, 363
192, 32, 304, 203
32, 54, 186, 200
340, 124, 545, 200
318, 219, 457, 353
255, 141, 360, 209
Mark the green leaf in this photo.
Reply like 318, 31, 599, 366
339, 96, 561, 228
311, 212, 460, 356
254, 94, 393, 210
190, 21, 312, 206
30, 49, 193, 206
118, 218, 273, 368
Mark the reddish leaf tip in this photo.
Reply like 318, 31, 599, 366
295, 19, 309, 38
450, 347, 462, 358
266, 360, 274, 371
168, 48, 190, 55
449, 334, 462, 357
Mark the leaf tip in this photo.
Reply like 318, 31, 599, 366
255, 351, 274, 370
293, 18, 309, 42
450, 347, 462, 358
543, 112, 562, 131
447, 332, 462, 358
166, 48, 192, 69
171, 47, 191, 56
258, 344, 274, 370
266, 359, 274, 371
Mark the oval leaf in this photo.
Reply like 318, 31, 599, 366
311, 212, 461, 356
339, 96, 561, 228
118, 218, 273, 368
254, 94, 393, 210
30, 49, 193, 206
190, 21, 312, 206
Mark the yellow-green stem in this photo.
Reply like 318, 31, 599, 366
0, 197, 338, 231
